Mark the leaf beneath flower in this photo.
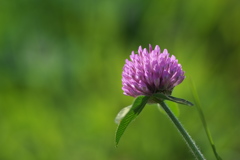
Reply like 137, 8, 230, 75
115, 95, 150, 146
153, 93, 194, 106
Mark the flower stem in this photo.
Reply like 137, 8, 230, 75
159, 101, 205, 160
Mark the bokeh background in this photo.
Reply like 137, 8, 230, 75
1, 0, 240, 159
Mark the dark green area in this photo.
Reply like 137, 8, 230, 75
115, 95, 150, 146
0, 0, 240, 159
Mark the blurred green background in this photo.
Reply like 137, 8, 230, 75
1, 0, 240, 159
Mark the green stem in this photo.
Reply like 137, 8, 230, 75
159, 101, 205, 160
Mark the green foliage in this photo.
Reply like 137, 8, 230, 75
115, 94, 192, 146
115, 96, 150, 146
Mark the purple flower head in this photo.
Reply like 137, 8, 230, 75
122, 45, 185, 97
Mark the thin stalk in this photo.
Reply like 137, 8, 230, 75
159, 100, 205, 160
190, 79, 222, 160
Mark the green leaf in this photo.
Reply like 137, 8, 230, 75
153, 93, 194, 106
115, 95, 150, 146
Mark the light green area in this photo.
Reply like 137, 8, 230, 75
0, 0, 240, 159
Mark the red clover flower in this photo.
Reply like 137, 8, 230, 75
122, 45, 185, 97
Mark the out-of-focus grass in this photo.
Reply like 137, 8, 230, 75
0, 0, 240, 159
